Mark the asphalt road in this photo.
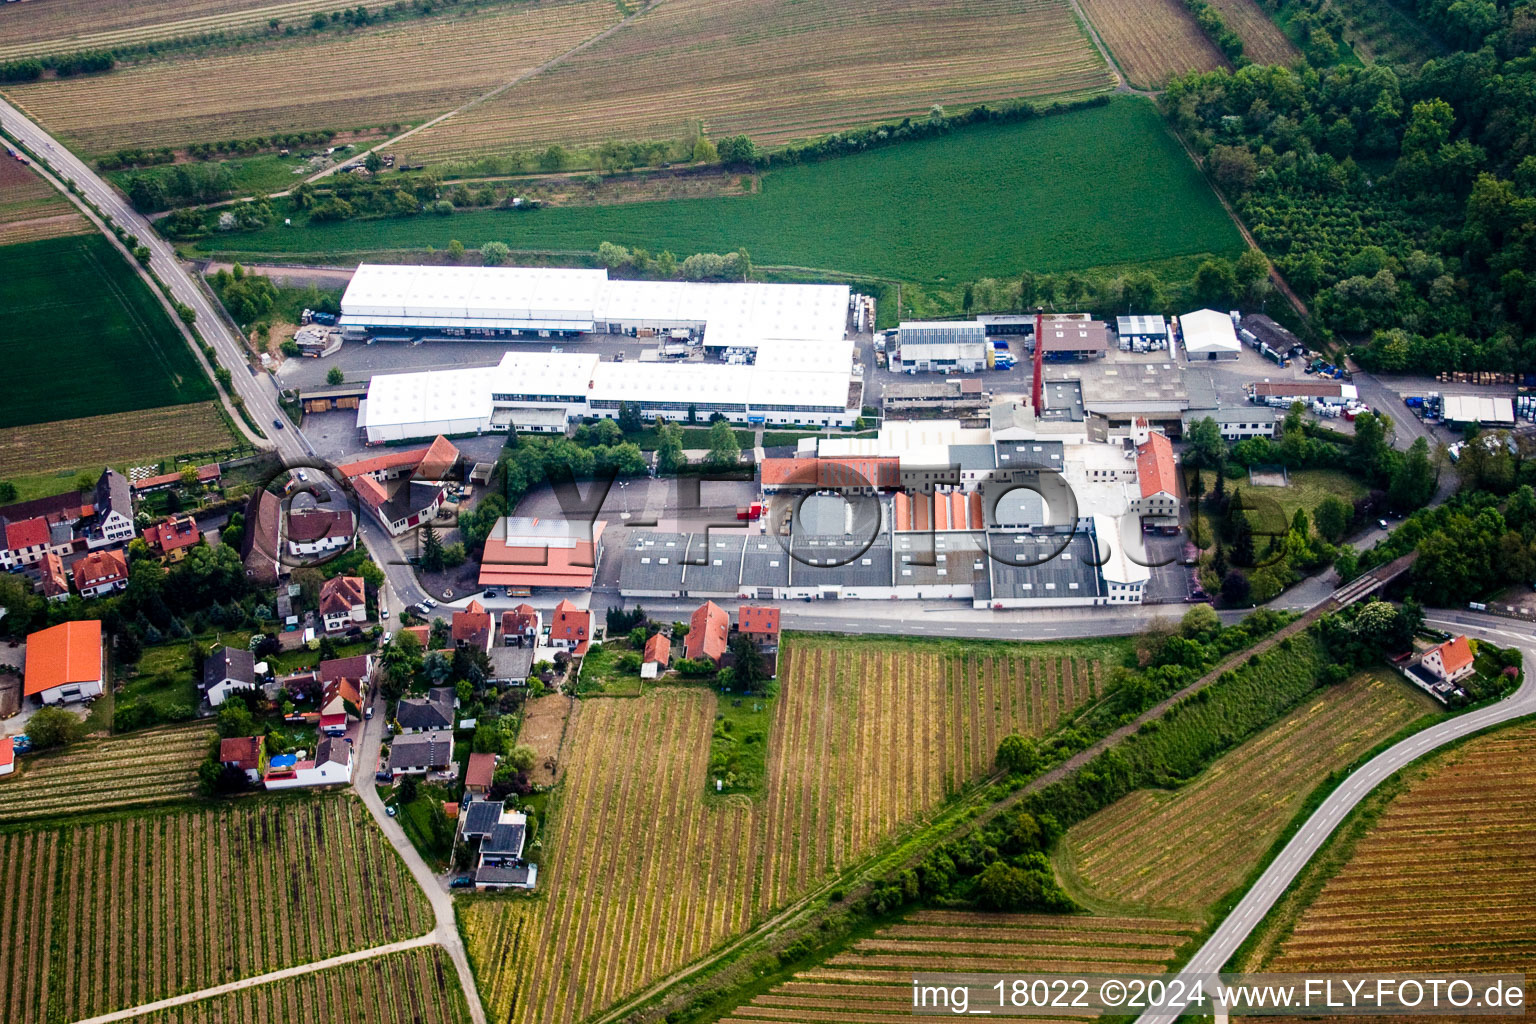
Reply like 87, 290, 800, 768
1135, 610, 1536, 1024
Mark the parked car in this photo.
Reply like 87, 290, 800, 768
422, 597, 437, 609
450, 876, 475, 889
386, 805, 398, 817
365, 706, 374, 720
381, 606, 389, 619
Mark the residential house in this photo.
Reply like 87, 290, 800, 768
396, 686, 456, 732
487, 646, 534, 686
38, 552, 69, 602
1, 515, 51, 569
84, 468, 135, 549
549, 599, 592, 654
219, 735, 267, 783
736, 604, 781, 677
319, 677, 362, 736
460, 798, 504, 841
0, 736, 13, 777
319, 575, 367, 634
641, 632, 671, 680
73, 548, 128, 599
500, 604, 540, 647
472, 805, 537, 890
1422, 635, 1476, 685
0, 489, 86, 531
131, 463, 222, 495
684, 601, 730, 666
144, 514, 201, 562
287, 508, 356, 556
242, 489, 282, 584
452, 600, 494, 653
318, 653, 374, 687
465, 752, 496, 796
264, 736, 353, 789
337, 436, 459, 537
203, 646, 258, 707
387, 730, 453, 776
48, 521, 75, 558
24, 620, 104, 705
1133, 431, 1179, 532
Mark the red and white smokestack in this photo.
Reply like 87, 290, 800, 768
1032, 305, 1045, 415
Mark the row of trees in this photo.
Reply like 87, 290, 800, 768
0, 50, 113, 83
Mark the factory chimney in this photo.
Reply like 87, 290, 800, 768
1032, 305, 1045, 414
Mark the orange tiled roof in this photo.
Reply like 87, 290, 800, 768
4, 515, 49, 551
417, 436, 460, 481
465, 752, 496, 789
643, 632, 671, 665
550, 600, 591, 643
1433, 635, 1474, 676
738, 605, 780, 636
685, 601, 730, 663
75, 548, 128, 585
319, 575, 366, 616
1136, 432, 1177, 500
24, 620, 102, 696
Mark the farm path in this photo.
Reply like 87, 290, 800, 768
1135, 616, 1536, 1024
1060, 0, 1159, 98
302, 0, 667, 186
353, 689, 489, 1024
64, 935, 437, 1024
590, 556, 1420, 1024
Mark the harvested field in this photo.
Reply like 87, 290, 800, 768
1207, 0, 1299, 64
0, 234, 215, 428
0, 157, 88, 245
718, 910, 1200, 1023
111, 947, 470, 1024
401, 0, 1112, 161
517, 692, 575, 786
462, 635, 1127, 1024
1079, 0, 1225, 88
0, 402, 236, 477
0, 724, 212, 823
0, 0, 363, 61
1058, 672, 1430, 916
2, 0, 621, 154
0, 795, 434, 1024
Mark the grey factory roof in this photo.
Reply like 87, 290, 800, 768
1117, 315, 1169, 338
995, 440, 1065, 471
1077, 364, 1188, 415
741, 536, 792, 590
682, 532, 746, 595
619, 531, 689, 592
894, 530, 990, 590
948, 444, 997, 472
789, 532, 894, 588
986, 524, 1105, 603
1039, 378, 1086, 421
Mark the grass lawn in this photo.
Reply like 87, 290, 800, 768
395, 782, 457, 870
1243, 468, 1369, 534
707, 688, 773, 798
269, 639, 373, 675
198, 98, 1243, 282
0, 234, 213, 428
120, 630, 256, 716
575, 641, 644, 696
621, 425, 755, 450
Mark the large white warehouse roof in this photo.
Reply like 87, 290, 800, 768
1180, 309, 1241, 353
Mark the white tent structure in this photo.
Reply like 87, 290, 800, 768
1179, 309, 1241, 361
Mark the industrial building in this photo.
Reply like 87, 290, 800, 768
892, 321, 990, 373
1032, 315, 1110, 360
1116, 315, 1169, 349
1442, 394, 1516, 427
1179, 309, 1241, 361
349, 267, 862, 441
1248, 380, 1359, 407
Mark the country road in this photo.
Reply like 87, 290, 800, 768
1135, 610, 1536, 1024
0, 96, 469, 1017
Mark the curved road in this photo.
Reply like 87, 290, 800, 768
1, 97, 466, 1018
1136, 611, 1536, 1024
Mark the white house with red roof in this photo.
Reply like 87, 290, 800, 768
478, 517, 606, 593
1133, 431, 1179, 532
641, 632, 671, 679
337, 436, 459, 537
143, 513, 201, 562
38, 552, 69, 603
453, 599, 494, 653
0, 736, 14, 777
685, 601, 730, 666
500, 604, 540, 647
73, 548, 129, 599
1421, 635, 1476, 685
319, 575, 367, 633
24, 620, 104, 705
319, 677, 362, 736
0, 515, 51, 569
736, 605, 780, 677
549, 599, 593, 654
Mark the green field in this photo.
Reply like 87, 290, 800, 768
198, 99, 1243, 281
0, 234, 213, 428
